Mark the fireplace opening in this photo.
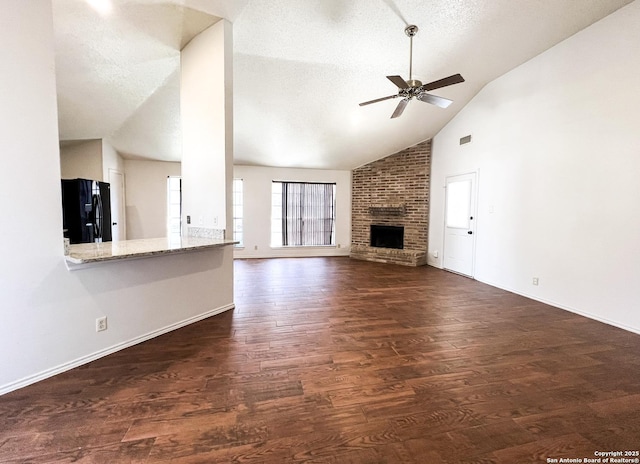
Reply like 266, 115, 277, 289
370, 225, 404, 249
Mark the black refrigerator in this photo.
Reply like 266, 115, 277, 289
61, 178, 112, 244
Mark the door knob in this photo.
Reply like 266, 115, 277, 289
467, 231, 473, 235
112, 222, 118, 226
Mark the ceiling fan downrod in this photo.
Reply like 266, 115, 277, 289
405, 25, 419, 86
358, 23, 464, 119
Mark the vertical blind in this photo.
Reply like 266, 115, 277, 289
280, 182, 335, 246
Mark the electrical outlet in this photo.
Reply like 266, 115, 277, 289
186, 215, 191, 224
96, 316, 107, 332
433, 250, 439, 258
532, 277, 539, 286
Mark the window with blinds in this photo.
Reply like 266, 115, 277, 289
271, 181, 336, 247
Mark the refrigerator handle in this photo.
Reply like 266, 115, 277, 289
92, 194, 102, 240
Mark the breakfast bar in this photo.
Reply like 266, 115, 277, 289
65, 236, 237, 269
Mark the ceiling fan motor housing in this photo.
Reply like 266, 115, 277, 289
358, 23, 464, 118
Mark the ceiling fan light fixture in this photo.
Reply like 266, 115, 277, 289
359, 24, 464, 118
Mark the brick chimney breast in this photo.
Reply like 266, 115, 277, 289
350, 140, 431, 266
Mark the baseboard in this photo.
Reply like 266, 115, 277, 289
427, 264, 640, 335
475, 277, 640, 336
233, 247, 351, 259
0, 303, 235, 396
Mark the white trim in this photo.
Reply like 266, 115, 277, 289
428, 265, 640, 335
442, 170, 478, 278
475, 277, 640, 336
108, 168, 126, 241
0, 303, 235, 396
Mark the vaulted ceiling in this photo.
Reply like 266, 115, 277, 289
53, 0, 634, 170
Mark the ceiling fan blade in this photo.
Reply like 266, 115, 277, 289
359, 95, 397, 106
417, 93, 453, 108
421, 73, 465, 92
387, 75, 410, 89
391, 99, 409, 118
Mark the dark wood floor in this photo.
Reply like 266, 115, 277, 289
2, 257, 640, 463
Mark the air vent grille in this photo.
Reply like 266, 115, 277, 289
460, 135, 472, 145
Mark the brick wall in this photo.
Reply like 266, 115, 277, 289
350, 139, 431, 266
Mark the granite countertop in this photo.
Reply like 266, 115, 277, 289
65, 236, 237, 266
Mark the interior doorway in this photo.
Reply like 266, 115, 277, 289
109, 169, 125, 241
443, 172, 477, 277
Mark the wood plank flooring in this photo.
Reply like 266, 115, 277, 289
2, 257, 640, 463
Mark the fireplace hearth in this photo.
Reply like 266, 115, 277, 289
370, 225, 404, 249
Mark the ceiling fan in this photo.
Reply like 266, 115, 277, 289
359, 25, 465, 119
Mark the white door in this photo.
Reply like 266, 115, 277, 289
443, 172, 477, 277
109, 169, 125, 241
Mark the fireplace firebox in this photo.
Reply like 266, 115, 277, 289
370, 225, 404, 249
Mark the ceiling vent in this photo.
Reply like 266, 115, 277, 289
459, 135, 472, 145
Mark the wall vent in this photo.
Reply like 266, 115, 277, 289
460, 135, 472, 145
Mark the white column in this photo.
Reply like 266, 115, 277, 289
181, 19, 233, 238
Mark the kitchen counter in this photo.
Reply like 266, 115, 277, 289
65, 236, 237, 269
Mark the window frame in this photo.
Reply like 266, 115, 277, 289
270, 180, 337, 248
232, 178, 244, 248
167, 176, 182, 239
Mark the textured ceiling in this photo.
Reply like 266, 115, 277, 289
53, 0, 633, 168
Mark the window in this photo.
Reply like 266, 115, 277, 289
445, 179, 472, 229
271, 181, 336, 247
167, 176, 182, 238
232, 179, 243, 247
271, 182, 283, 247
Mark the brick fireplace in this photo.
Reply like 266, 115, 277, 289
350, 140, 431, 266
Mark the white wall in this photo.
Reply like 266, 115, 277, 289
0, 2, 234, 395
429, 1, 640, 333
60, 139, 103, 180
233, 165, 351, 258
124, 159, 180, 239
59, 138, 124, 183
181, 20, 232, 234
101, 139, 124, 181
